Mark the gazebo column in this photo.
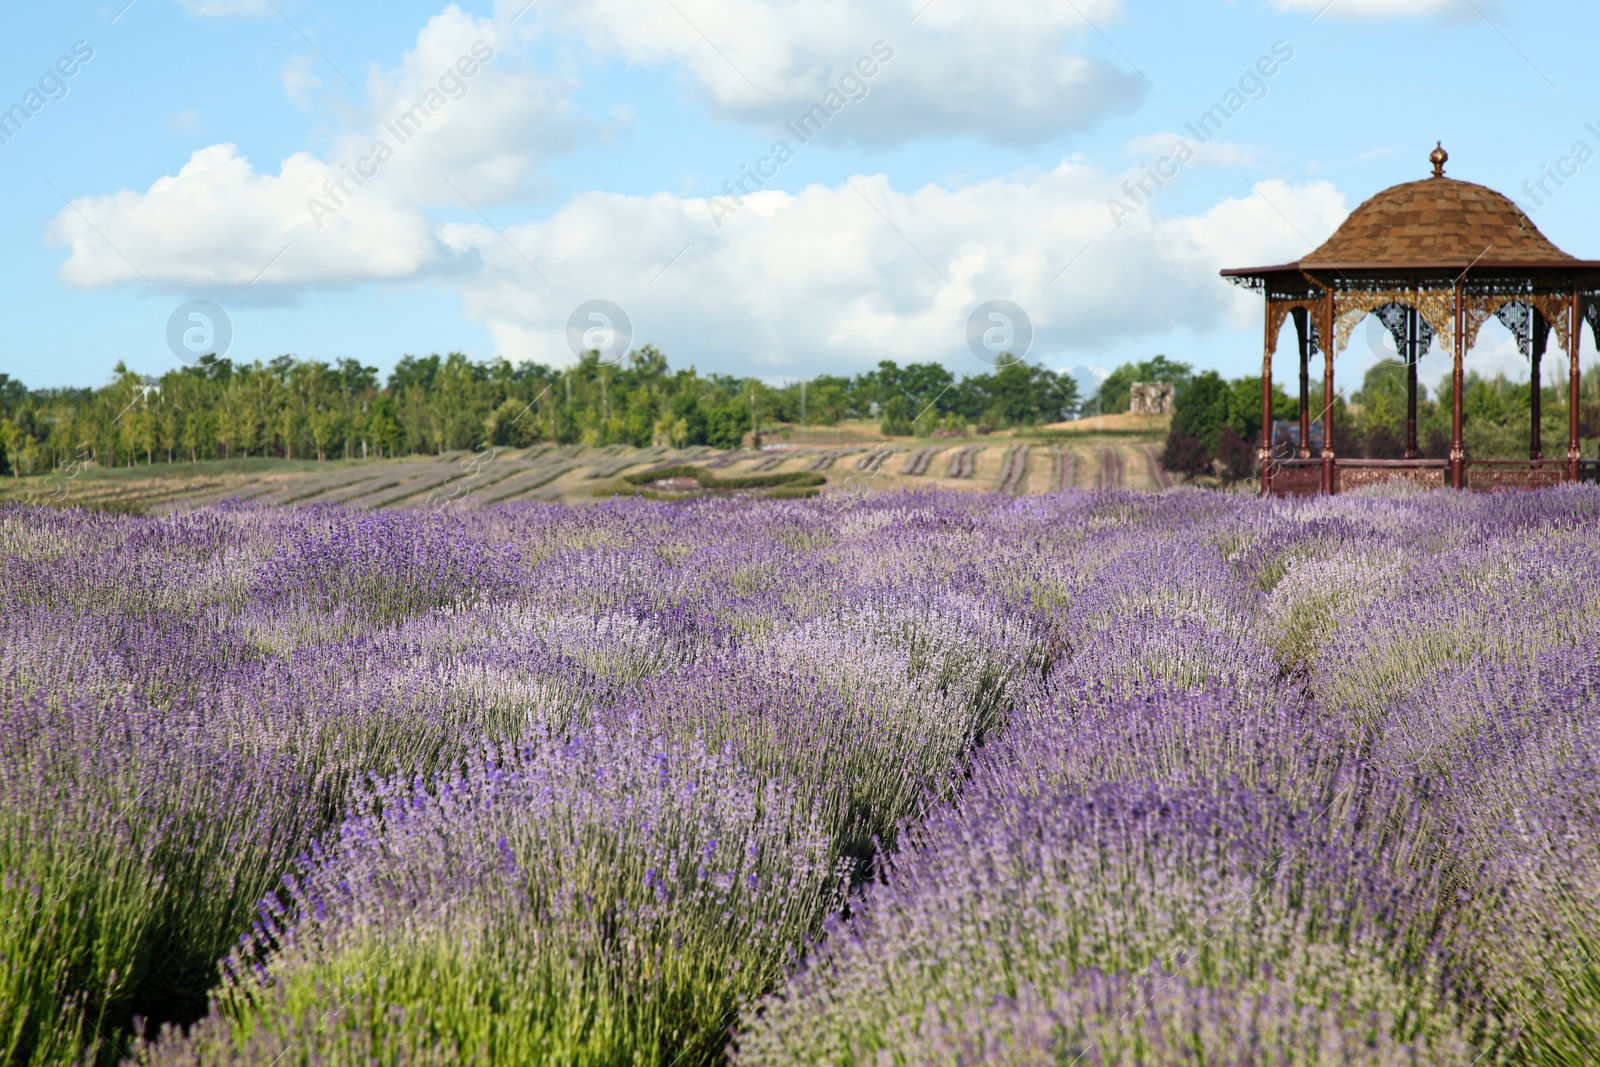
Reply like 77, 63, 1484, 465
1405, 307, 1419, 459
1570, 290, 1583, 482
1293, 308, 1311, 458
1259, 305, 1274, 497
1530, 310, 1545, 461
1322, 289, 1335, 494
1451, 283, 1466, 489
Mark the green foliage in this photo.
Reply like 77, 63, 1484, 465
879, 396, 914, 436
709, 470, 826, 490
764, 485, 823, 499
27, 344, 1593, 478
622, 466, 825, 490
1172, 371, 1232, 455
1, 349, 1103, 475
854, 361, 955, 423
791, 376, 850, 426
484, 397, 537, 448
1159, 357, 1600, 479
1164, 372, 1289, 481
1224, 376, 1292, 447
1354, 361, 1411, 434
951, 360, 1079, 428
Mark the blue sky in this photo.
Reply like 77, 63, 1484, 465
4, 0, 1598, 394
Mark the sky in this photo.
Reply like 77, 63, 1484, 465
3, 0, 1599, 395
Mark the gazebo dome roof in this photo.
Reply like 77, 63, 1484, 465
1301, 175, 1573, 268
1221, 144, 1600, 282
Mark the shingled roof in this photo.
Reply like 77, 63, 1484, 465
1222, 146, 1600, 280
1300, 176, 1572, 268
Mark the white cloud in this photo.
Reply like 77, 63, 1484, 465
439, 163, 1347, 376
517, 0, 1145, 146
49, 6, 590, 289
339, 6, 589, 207
47, 144, 442, 288
47, 141, 1348, 377
54, 0, 1346, 372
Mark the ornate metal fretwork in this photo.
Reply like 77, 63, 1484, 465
1465, 464, 1568, 491
1337, 465, 1447, 492
1371, 303, 1408, 354
1265, 463, 1321, 496
1586, 299, 1600, 351
1333, 289, 1457, 356
1463, 293, 1573, 355
1370, 302, 1434, 361
1493, 301, 1534, 358
1265, 299, 1321, 359
1328, 292, 1580, 357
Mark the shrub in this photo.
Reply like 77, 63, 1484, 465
879, 396, 914, 437
1365, 422, 1405, 459
1213, 425, 1257, 483
1170, 370, 1231, 454
152, 726, 843, 1067
1160, 431, 1211, 478
0, 695, 321, 1066
622, 466, 826, 491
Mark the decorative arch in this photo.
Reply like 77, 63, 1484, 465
1264, 299, 1321, 358
1463, 293, 1573, 354
1333, 289, 1458, 356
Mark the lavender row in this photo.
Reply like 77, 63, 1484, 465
0, 485, 1596, 1064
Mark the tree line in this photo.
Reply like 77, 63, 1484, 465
0, 350, 1082, 474
10, 343, 1583, 482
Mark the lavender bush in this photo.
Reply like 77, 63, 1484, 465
171, 724, 846, 1064
0, 485, 1595, 1065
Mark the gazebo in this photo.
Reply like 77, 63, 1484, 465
1222, 144, 1600, 495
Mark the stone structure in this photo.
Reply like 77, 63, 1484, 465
1128, 381, 1175, 415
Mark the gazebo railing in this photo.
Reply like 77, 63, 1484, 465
1465, 458, 1572, 491
1336, 459, 1448, 492
1261, 457, 1600, 494
1262, 457, 1321, 496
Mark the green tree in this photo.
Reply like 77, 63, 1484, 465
486, 398, 537, 448
1163, 370, 1233, 478
803, 376, 850, 425
1353, 361, 1411, 435
880, 395, 914, 436
365, 394, 406, 457
709, 404, 751, 449
1224, 376, 1292, 448
957, 361, 1079, 428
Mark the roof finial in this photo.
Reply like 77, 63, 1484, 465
1430, 141, 1448, 179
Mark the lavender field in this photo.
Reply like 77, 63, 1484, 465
3, 486, 1598, 1066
